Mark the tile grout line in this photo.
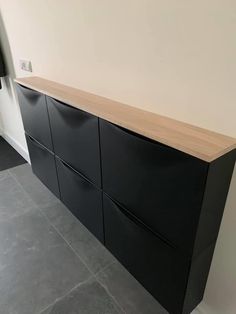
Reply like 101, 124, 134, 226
38, 210, 126, 314
6, 168, 99, 311
94, 259, 117, 278
8, 165, 126, 314
8, 165, 114, 275
39, 207, 95, 274
7, 167, 56, 210
38, 209, 126, 314
8, 166, 116, 276
95, 276, 127, 314
8, 167, 95, 273
8, 165, 59, 207
37, 275, 93, 314
7, 168, 107, 312
37, 202, 127, 313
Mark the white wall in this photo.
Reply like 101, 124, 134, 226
0, 12, 28, 160
0, 1, 235, 313
0, 107, 3, 134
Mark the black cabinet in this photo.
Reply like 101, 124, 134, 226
26, 134, 59, 198
100, 119, 209, 255
47, 97, 101, 186
103, 194, 216, 314
16, 79, 236, 314
56, 156, 103, 242
16, 85, 53, 150
103, 194, 187, 314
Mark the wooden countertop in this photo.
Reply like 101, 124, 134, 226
15, 76, 236, 162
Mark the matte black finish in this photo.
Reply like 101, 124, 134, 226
100, 119, 208, 255
47, 97, 101, 186
182, 242, 216, 314
17, 81, 236, 314
56, 156, 104, 242
16, 84, 53, 150
103, 194, 190, 314
193, 150, 236, 257
26, 134, 60, 198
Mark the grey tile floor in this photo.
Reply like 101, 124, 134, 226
0, 163, 170, 314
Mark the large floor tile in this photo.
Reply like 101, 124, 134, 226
97, 261, 168, 314
0, 174, 35, 220
41, 201, 116, 275
0, 169, 10, 181
0, 210, 91, 314
40, 277, 122, 314
9, 163, 59, 207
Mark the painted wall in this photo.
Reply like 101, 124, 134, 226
0, 13, 28, 159
0, 1, 235, 313
0, 108, 3, 134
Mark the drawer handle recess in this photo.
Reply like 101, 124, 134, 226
106, 194, 176, 249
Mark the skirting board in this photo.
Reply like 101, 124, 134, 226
1, 129, 30, 164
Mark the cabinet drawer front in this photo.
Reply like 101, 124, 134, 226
16, 84, 53, 150
56, 157, 103, 242
103, 194, 189, 314
26, 134, 59, 198
47, 97, 101, 187
100, 120, 208, 254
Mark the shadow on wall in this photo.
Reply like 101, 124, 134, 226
0, 10, 16, 100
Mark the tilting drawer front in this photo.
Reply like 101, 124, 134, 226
16, 84, 53, 150
26, 134, 59, 198
47, 97, 101, 187
56, 157, 103, 242
100, 120, 208, 255
103, 194, 190, 314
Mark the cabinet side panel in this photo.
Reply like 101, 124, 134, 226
193, 150, 236, 257
183, 150, 236, 313
183, 243, 216, 314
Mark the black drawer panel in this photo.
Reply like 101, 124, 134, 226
26, 134, 59, 198
56, 157, 103, 242
47, 97, 101, 187
16, 84, 53, 150
103, 194, 190, 314
100, 120, 208, 255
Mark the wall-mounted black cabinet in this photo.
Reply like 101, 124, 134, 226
100, 120, 210, 255
25, 134, 59, 198
16, 79, 236, 314
56, 156, 103, 242
47, 97, 101, 186
16, 84, 53, 150
103, 194, 190, 314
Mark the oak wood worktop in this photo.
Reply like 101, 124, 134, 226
15, 76, 236, 162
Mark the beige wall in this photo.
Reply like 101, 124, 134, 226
0, 1, 235, 313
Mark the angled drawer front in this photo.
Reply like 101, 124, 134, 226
47, 97, 101, 187
16, 84, 53, 150
100, 119, 209, 254
103, 194, 190, 314
26, 134, 60, 198
56, 156, 103, 242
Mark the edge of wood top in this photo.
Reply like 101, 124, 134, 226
14, 76, 236, 162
